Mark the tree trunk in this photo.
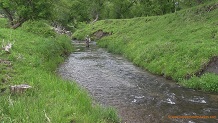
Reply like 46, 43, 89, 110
11, 19, 26, 29
2, 7, 14, 26
1, 6, 26, 29
91, 14, 98, 23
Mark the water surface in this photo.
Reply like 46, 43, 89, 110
58, 41, 218, 123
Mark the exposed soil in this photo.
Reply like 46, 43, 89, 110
192, 56, 218, 78
204, 56, 218, 74
92, 30, 112, 39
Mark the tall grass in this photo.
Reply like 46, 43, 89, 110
73, 1, 218, 92
0, 20, 119, 122
0, 18, 7, 28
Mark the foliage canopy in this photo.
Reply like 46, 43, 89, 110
0, 0, 214, 28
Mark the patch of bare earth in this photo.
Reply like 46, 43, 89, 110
204, 56, 218, 74
184, 56, 218, 79
0, 58, 12, 93
92, 30, 112, 39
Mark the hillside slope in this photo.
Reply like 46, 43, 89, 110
0, 20, 119, 123
73, 1, 218, 92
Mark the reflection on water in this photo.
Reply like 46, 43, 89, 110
58, 40, 218, 123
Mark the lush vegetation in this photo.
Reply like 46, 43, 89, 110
0, 0, 53, 28
0, 0, 214, 29
73, 1, 218, 92
0, 0, 217, 122
0, 19, 119, 122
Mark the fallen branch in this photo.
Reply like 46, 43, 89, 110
10, 84, 32, 94
91, 14, 99, 24
44, 110, 51, 122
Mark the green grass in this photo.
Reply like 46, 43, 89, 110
182, 73, 218, 92
73, 1, 218, 92
0, 18, 8, 28
0, 20, 119, 122
19, 20, 56, 38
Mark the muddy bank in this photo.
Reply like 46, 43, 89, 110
204, 56, 218, 75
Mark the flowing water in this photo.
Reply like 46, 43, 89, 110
58, 41, 218, 123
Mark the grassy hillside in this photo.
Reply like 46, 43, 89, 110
0, 19, 119, 123
73, 1, 218, 92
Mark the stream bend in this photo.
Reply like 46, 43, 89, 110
58, 41, 218, 123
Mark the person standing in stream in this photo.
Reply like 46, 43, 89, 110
85, 35, 91, 47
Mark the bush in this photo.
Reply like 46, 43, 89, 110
20, 20, 56, 37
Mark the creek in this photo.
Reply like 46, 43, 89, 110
58, 40, 218, 123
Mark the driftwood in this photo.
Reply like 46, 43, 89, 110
10, 84, 32, 94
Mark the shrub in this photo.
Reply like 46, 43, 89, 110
20, 20, 56, 37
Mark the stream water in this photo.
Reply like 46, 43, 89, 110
58, 41, 218, 123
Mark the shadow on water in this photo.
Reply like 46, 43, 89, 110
58, 40, 218, 123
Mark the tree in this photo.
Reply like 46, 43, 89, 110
158, 0, 175, 14
108, 0, 137, 19
0, 0, 54, 29
89, 0, 104, 20
70, 0, 90, 22
52, 0, 72, 26
130, 0, 154, 17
